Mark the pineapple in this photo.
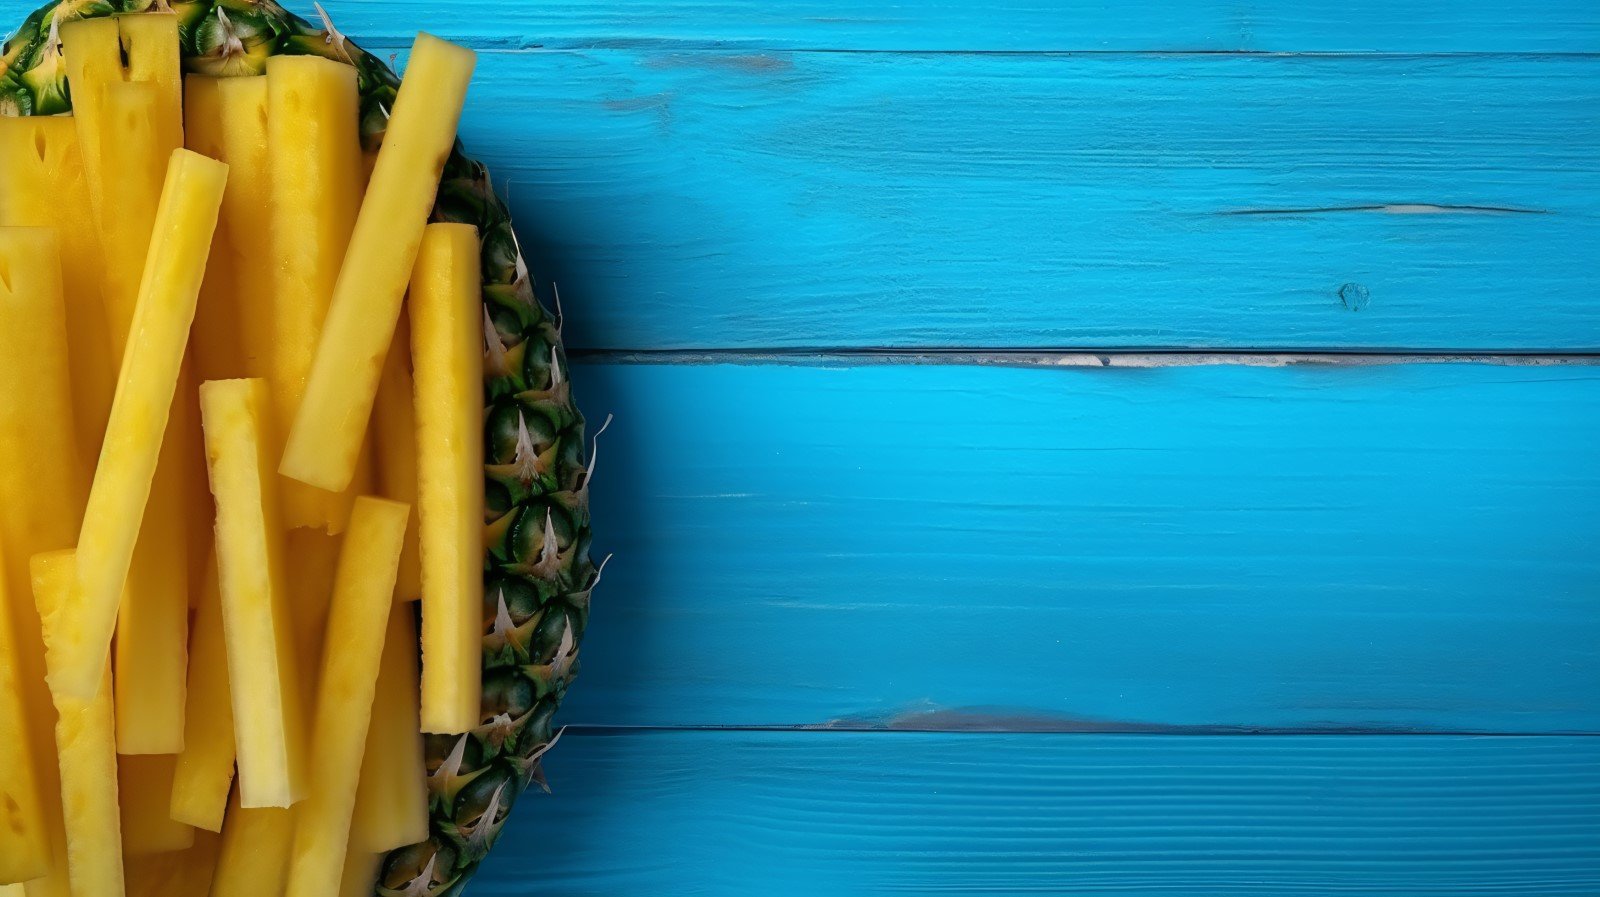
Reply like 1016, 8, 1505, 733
281, 33, 476, 495
285, 497, 410, 897
117, 755, 196, 855
57, 149, 226, 702
3, 6, 601, 893
0, 117, 116, 456
352, 606, 429, 853
169, 551, 235, 832
374, 317, 424, 602
266, 54, 366, 532
30, 550, 123, 897
199, 378, 306, 809
0, 538, 50, 886
411, 223, 486, 734
0, 226, 84, 893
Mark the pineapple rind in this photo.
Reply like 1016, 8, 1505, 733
4, 6, 600, 893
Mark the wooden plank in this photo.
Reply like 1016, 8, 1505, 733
338, 1, 1600, 52
561, 361, 1600, 732
440, 51, 1600, 351
473, 731, 1600, 896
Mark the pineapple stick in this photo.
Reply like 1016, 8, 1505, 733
285, 528, 343, 689
124, 829, 219, 897
281, 33, 476, 494
62, 28, 200, 728
117, 755, 195, 855
266, 55, 367, 532
284, 497, 410, 897
212, 76, 275, 380
373, 314, 424, 602
200, 379, 307, 808
29, 550, 123, 897
352, 605, 429, 852
115, 13, 184, 155
169, 551, 235, 832
411, 223, 486, 733
0, 227, 85, 892
0, 117, 117, 456
182, 76, 244, 383
211, 796, 292, 897
56, 149, 227, 701
0, 539, 50, 886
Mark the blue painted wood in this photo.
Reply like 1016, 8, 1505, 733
473, 731, 1600, 895
562, 361, 1600, 732
337, 0, 1600, 52
433, 50, 1600, 351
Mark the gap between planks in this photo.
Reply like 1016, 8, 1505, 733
360, 39, 1600, 58
569, 348, 1600, 368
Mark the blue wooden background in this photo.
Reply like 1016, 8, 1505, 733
334, 3, 1600, 894
17, 1, 1600, 892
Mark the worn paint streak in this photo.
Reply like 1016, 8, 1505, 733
1221, 202, 1549, 216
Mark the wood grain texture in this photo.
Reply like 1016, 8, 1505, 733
336, 1, 1600, 52
563, 361, 1600, 732
430, 50, 1600, 351
473, 731, 1600, 896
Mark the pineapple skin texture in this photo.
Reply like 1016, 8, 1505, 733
5, 8, 602, 894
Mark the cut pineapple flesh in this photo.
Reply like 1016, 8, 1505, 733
0, 227, 84, 891
213, 76, 275, 380
352, 605, 429, 853
182, 76, 244, 384
30, 550, 123, 897
266, 55, 366, 532
169, 551, 235, 832
374, 315, 424, 602
200, 379, 307, 809
0, 539, 50, 886
58, 149, 226, 702
0, 117, 116, 457
211, 798, 293, 897
284, 497, 410, 897
412, 223, 486, 734
117, 755, 195, 856
0, 22, 514, 892
281, 33, 477, 494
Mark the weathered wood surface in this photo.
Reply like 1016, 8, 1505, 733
476, 731, 1600, 896
558, 362, 1600, 733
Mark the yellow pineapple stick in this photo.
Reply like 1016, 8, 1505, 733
352, 605, 429, 852
211, 794, 293, 897
284, 498, 410, 897
61, 23, 200, 731
117, 755, 195, 855
281, 33, 476, 494
0, 118, 117, 456
116, 13, 184, 155
124, 829, 219, 897
0, 539, 50, 886
183, 76, 244, 383
56, 150, 227, 701
284, 528, 343, 690
212, 75, 275, 379
200, 379, 307, 807
411, 223, 486, 733
373, 315, 424, 602
0, 227, 86, 893
266, 55, 367, 532
169, 551, 235, 832
30, 550, 123, 897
